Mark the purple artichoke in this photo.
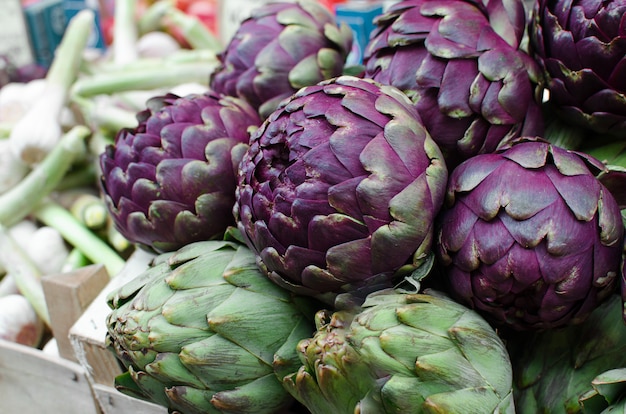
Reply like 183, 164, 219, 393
234, 76, 448, 302
436, 137, 624, 330
529, 0, 626, 137
209, 0, 353, 119
363, 0, 544, 168
100, 91, 262, 253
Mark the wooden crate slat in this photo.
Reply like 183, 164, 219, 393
0, 339, 100, 414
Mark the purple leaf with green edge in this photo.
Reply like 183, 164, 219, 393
364, 0, 544, 168
210, 0, 352, 119
234, 76, 448, 302
100, 91, 261, 253
530, 0, 626, 137
436, 138, 624, 330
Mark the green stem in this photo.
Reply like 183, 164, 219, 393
71, 62, 217, 97
70, 193, 109, 230
0, 224, 49, 326
54, 162, 99, 191
61, 248, 92, 273
137, 0, 174, 34
165, 8, 222, 51
0, 123, 11, 138
0, 125, 90, 227
46, 9, 95, 90
72, 94, 138, 133
33, 200, 126, 277
112, 0, 139, 65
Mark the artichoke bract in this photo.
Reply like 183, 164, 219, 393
511, 294, 626, 413
106, 240, 315, 414
209, 0, 353, 119
363, 0, 544, 168
234, 75, 448, 302
529, 0, 626, 137
283, 289, 516, 413
436, 137, 624, 330
99, 91, 261, 253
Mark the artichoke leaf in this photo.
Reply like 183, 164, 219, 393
144, 352, 206, 389
423, 386, 510, 414
210, 373, 295, 414
180, 333, 272, 390
207, 288, 308, 363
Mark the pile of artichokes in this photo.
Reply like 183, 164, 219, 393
102, 0, 626, 413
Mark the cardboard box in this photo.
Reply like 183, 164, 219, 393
23, 0, 67, 67
335, 1, 384, 65
63, 0, 107, 50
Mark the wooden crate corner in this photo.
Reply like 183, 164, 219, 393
69, 249, 155, 387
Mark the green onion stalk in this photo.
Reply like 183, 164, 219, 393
136, 0, 222, 51
71, 94, 138, 137
61, 248, 92, 273
0, 125, 90, 227
33, 200, 126, 277
164, 6, 222, 51
70, 59, 218, 98
112, 0, 139, 66
0, 224, 50, 325
8, 9, 94, 165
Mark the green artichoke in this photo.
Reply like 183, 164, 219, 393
511, 294, 626, 413
529, 0, 626, 137
105, 239, 315, 414
283, 289, 516, 413
99, 91, 261, 253
363, 0, 544, 168
579, 368, 626, 413
436, 137, 624, 330
209, 0, 353, 119
234, 75, 448, 303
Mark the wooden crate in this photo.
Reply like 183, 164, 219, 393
0, 339, 101, 414
91, 383, 167, 414
0, 263, 114, 413
68, 249, 168, 413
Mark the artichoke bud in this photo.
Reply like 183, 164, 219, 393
235, 75, 448, 302
209, 0, 353, 119
99, 91, 262, 254
436, 138, 624, 330
529, 0, 626, 138
284, 289, 515, 413
106, 240, 316, 413
363, 0, 545, 168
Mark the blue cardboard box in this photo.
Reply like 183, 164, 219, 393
335, 2, 384, 65
63, 0, 106, 50
23, 0, 67, 67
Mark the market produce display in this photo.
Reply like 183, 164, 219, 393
1, 0, 625, 412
